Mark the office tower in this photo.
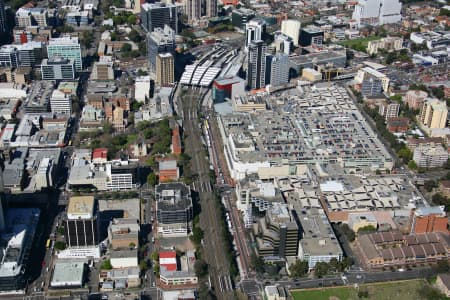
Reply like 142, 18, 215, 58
247, 40, 266, 90
47, 36, 82, 71
265, 53, 289, 87
353, 0, 402, 27
141, 3, 178, 33
206, 0, 217, 18
299, 25, 324, 47
273, 32, 292, 54
156, 53, 174, 86
147, 25, 175, 72
281, 19, 301, 46
41, 57, 76, 81
231, 7, 255, 29
0, 0, 6, 33
186, 0, 201, 22
18, 41, 43, 67
0, 45, 19, 68
65, 196, 99, 247
420, 99, 448, 129
245, 19, 265, 48
155, 182, 193, 236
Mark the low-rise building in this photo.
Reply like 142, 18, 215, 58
302, 68, 322, 82
348, 212, 378, 233
378, 101, 400, 121
108, 218, 139, 250
159, 251, 198, 288
366, 36, 404, 55
110, 249, 138, 268
404, 90, 427, 110
410, 206, 448, 234
264, 285, 288, 300
387, 117, 409, 133
231, 94, 267, 112
50, 261, 86, 288
159, 159, 179, 183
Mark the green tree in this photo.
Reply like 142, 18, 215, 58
129, 242, 136, 248
151, 251, 159, 262
434, 260, 450, 273
314, 261, 330, 278
147, 173, 158, 186
397, 147, 412, 164
54, 241, 66, 250
288, 260, 309, 278
127, 14, 137, 25
340, 223, 356, 242
121, 43, 132, 52
424, 180, 437, 192
194, 259, 208, 277
139, 260, 149, 271
101, 259, 113, 270
408, 160, 418, 170
190, 226, 204, 246
357, 225, 377, 235
81, 31, 94, 48
250, 253, 265, 274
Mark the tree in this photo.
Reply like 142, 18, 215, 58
101, 259, 113, 270
340, 223, 356, 242
129, 242, 136, 248
288, 260, 309, 278
424, 180, 437, 192
147, 173, 158, 186
137, 69, 148, 76
110, 31, 119, 41
190, 226, 204, 246
358, 289, 369, 298
54, 241, 66, 250
139, 260, 149, 271
121, 43, 132, 53
397, 147, 412, 164
81, 31, 94, 48
194, 259, 208, 277
127, 14, 137, 25
357, 225, 377, 235
314, 261, 331, 278
151, 251, 159, 262
408, 160, 418, 170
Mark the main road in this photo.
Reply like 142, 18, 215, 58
177, 86, 234, 299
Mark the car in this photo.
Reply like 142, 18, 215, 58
398, 268, 405, 272
356, 275, 362, 279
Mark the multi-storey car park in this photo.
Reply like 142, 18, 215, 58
218, 84, 394, 180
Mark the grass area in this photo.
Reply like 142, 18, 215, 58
291, 279, 428, 300
339, 36, 379, 52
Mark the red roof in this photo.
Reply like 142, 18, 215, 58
159, 251, 176, 259
93, 148, 108, 160
159, 251, 177, 271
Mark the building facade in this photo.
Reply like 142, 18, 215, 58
156, 53, 174, 86
281, 19, 301, 46
141, 3, 178, 33
265, 53, 289, 87
420, 99, 448, 129
247, 40, 266, 90
147, 25, 176, 72
352, 0, 402, 27
41, 57, 76, 81
47, 37, 83, 71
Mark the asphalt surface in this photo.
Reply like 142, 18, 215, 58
177, 86, 234, 300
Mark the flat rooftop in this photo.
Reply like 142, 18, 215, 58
51, 261, 85, 287
67, 196, 95, 220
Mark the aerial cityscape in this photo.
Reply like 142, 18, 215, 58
0, 0, 447, 299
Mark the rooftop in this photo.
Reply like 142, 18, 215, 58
155, 182, 192, 211
51, 261, 85, 287
67, 196, 95, 220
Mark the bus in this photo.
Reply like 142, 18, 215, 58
46, 239, 51, 249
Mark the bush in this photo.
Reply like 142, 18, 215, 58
101, 259, 113, 270
54, 241, 66, 251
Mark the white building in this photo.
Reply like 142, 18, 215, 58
245, 19, 265, 48
355, 67, 390, 92
134, 76, 150, 103
413, 145, 449, 169
352, 0, 402, 27
266, 53, 289, 87
367, 36, 404, 55
50, 89, 72, 115
50, 261, 86, 288
110, 249, 138, 268
281, 19, 301, 46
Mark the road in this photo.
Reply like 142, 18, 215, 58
177, 86, 234, 299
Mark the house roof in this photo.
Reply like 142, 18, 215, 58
93, 148, 108, 160
439, 273, 450, 290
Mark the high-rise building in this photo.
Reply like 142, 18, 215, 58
15, 7, 48, 28
41, 57, 76, 81
0, 45, 19, 68
245, 19, 265, 48
265, 53, 289, 87
155, 182, 193, 236
247, 40, 266, 90
273, 32, 292, 54
206, 0, 217, 18
352, 0, 402, 27
156, 52, 174, 86
410, 206, 448, 234
18, 41, 43, 67
231, 8, 255, 29
147, 25, 175, 72
186, 0, 201, 22
281, 19, 301, 46
420, 99, 448, 129
65, 196, 99, 247
141, 3, 178, 33
299, 25, 324, 47
0, 0, 7, 33
47, 36, 83, 71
